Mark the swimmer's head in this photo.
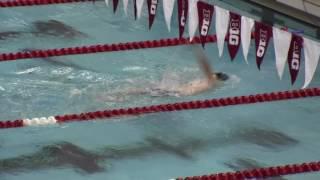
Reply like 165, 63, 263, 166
214, 72, 229, 81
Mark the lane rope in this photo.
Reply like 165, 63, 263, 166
1, 87, 319, 129
174, 161, 320, 180
0, 35, 217, 62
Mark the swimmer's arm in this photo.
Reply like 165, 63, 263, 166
194, 47, 215, 84
177, 80, 215, 96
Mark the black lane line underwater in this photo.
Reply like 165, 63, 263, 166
224, 157, 287, 180
0, 20, 87, 41
20, 48, 99, 73
0, 126, 298, 175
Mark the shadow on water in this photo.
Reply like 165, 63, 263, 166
0, 19, 87, 41
0, 137, 195, 175
224, 157, 287, 180
19, 48, 99, 73
0, 125, 299, 175
231, 126, 299, 149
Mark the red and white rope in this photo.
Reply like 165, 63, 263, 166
174, 161, 320, 180
1, 87, 319, 129
0, 36, 218, 62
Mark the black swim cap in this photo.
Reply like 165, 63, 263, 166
216, 72, 229, 81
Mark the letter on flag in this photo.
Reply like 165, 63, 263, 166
177, 0, 188, 38
197, 1, 214, 48
227, 12, 241, 60
287, 34, 303, 85
113, 0, 119, 13
255, 22, 272, 69
147, 0, 158, 29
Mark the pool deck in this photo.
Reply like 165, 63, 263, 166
247, 0, 320, 28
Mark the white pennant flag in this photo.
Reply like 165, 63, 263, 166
105, 0, 109, 6
163, 0, 176, 32
302, 38, 320, 88
123, 0, 128, 15
188, 0, 199, 41
136, 0, 144, 19
215, 6, 229, 57
273, 27, 292, 79
241, 16, 254, 63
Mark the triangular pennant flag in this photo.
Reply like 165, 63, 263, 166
197, 1, 214, 48
163, 0, 176, 32
287, 34, 303, 85
188, 0, 199, 41
215, 6, 229, 57
241, 16, 254, 63
105, 0, 109, 6
136, 0, 144, 19
133, 0, 137, 20
147, 0, 159, 29
113, 0, 119, 13
177, 0, 188, 38
227, 12, 241, 60
303, 38, 320, 88
123, 0, 129, 15
273, 27, 292, 79
255, 22, 272, 70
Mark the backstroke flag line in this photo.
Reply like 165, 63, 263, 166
102, 0, 320, 88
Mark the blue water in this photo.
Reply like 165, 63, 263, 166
0, 1, 320, 180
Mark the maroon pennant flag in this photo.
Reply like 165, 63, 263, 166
113, 0, 119, 13
177, 0, 188, 39
147, 0, 159, 29
133, 0, 137, 20
197, 1, 214, 48
227, 12, 241, 60
287, 34, 303, 85
255, 21, 272, 70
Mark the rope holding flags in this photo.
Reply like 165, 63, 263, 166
102, 0, 320, 88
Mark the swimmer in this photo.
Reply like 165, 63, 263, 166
125, 47, 229, 97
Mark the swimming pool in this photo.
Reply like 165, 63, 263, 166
0, 1, 320, 180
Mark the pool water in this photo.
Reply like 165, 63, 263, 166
0, 1, 320, 180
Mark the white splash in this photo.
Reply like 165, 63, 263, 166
51, 67, 73, 75
15, 67, 41, 75
122, 66, 147, 71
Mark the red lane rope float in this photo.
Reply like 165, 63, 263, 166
174, 161, 320, 180
0, 36, 216, 62
0, 0, 96, 8
1, 87, 319, 129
